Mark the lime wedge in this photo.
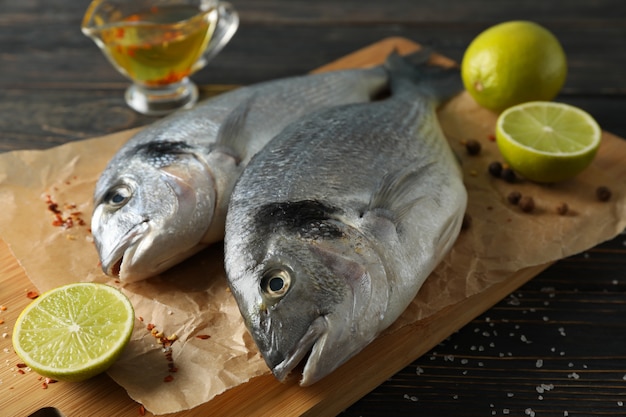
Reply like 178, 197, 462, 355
12, 282, 134, 382
496, 101, 601, 183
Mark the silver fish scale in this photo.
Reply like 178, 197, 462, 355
224, 53, 467, 386
230, 83, 453, 220
91, 64, 392, 282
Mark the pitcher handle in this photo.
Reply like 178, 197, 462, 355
201, 2, 239, 66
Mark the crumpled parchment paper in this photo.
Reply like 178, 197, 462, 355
1, 44, 625, 414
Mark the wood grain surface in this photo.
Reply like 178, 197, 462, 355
1, 1, 626, 416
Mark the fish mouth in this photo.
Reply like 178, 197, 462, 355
100, 222, 149, 278
271, 316, 328, 385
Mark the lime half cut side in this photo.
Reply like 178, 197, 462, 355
12, 282, 135, 382
496, 101, 601, 183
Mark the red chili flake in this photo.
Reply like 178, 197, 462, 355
163, 375, 174, 383
16, 363, 28, 368
52, 213, 64, 227
488, 134, 496, 142
196, 334, 211, 340
146, 323, 156, 331
0, 319, 4, 325
17, 369, 26, 375
26, 291, 39, 299
45, 377, 57, 384
139, 405, 146, 416
41, 381, 48, 389
0, 305, 7, 311
138, 316, 144, 322
48, 203, 60, 214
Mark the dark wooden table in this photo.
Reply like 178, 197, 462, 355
2, 1, 625, 416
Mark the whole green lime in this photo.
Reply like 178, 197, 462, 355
461, 21, 567, 112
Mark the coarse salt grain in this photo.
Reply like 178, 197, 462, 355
403, 394, 418, 402
536, 359, 543, 368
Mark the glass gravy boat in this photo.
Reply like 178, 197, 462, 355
82, 0, 239, 115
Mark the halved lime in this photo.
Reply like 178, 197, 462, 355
12, 282, 134, 382
496, 101, 601, 183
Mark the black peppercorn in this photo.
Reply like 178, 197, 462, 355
488, 161, 503, 178
596, 186, 612, 202
519, 196, 535, 213
501, 168, 516, 183
507, 191, 522, 205
465, 139, 481, 156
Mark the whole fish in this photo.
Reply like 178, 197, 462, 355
224, 50, 467, 386
92, 64, 393, 282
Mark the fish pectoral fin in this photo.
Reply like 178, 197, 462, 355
365, 162, 434, 229
433, 208, 465, 263
213, 94, 259, 163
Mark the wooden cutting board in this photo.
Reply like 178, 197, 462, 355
0, 37, 619, 417
0, 231, 549, 417
0, 229, 550, 417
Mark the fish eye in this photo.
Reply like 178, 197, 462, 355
105, 185, 132, 207
261, 268, 291, 299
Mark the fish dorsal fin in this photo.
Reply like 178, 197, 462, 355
212, 94, 257, 163
365, 162, 435, 228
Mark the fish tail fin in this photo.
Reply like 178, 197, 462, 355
384, 48, 463, 105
